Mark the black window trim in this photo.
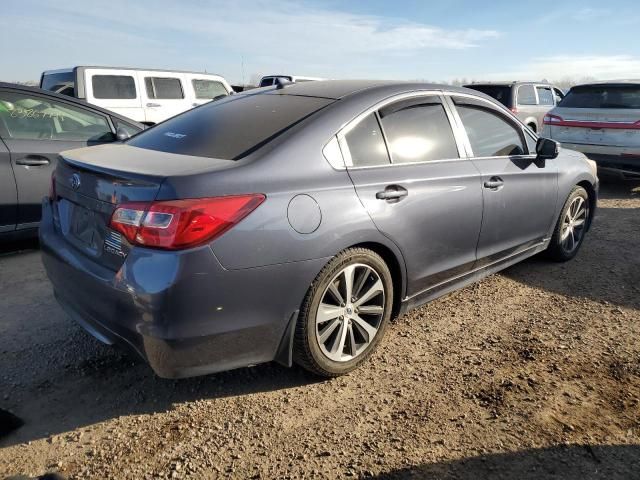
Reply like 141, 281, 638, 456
446, 92, 536, 158
335, 91, 465, 170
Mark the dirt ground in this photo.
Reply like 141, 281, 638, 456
1, 178, 639, 480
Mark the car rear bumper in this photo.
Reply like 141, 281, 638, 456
558, 142, 640, 175
40, 200, 327, 378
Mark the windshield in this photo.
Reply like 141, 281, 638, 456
559, 85, 640, 109
465, 85, 512, 108
128, 92, 334, 160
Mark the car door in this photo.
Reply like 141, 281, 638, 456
84, 69, 145, 123
138, 72, 189, 124
184, 75, 231, 107
0, 131, 17, 233
340, 93, 483, 297
0, 88, 116, 228
446, 94, 558, 266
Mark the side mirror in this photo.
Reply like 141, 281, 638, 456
536, 137, 560, 160
115, 126, 130, 142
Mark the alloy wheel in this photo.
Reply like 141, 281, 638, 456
560, 196, 588, 254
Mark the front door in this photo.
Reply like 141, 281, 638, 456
0, 88, 116, 227
448, 95, 558, 266
0, 134, 17, 232
342, 94, 483, 297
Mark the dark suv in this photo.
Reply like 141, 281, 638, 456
465, 81, 565, 133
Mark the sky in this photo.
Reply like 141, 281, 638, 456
1, 0, 639, 85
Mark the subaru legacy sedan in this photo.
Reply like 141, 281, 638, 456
40, 81, 598, 378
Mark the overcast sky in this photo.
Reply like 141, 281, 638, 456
1, 0, 639, 84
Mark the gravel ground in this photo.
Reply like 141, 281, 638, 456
1, 178, 639, 479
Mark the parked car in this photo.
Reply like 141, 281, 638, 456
258, 75, 324, 87
40, 67, 233, 125
40, 80, 598, 379
465, 81, 565, 133
541, 80, 640, 177
0, 82, 144, 237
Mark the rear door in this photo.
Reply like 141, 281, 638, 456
0, 132, 17, 233
341, 93, 483, 297
138, 72, 189, 124
84, 69, 144, 123
448, 94, 557, 265
0, 88, 116, 228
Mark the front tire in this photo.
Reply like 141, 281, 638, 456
546, 186, 590, 261
293, 248, 393, 377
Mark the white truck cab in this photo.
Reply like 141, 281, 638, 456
40, 67, 233, 125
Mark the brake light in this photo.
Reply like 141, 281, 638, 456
544, 114, 564, 125
109, 195, 265, 250
48, 170, 57, 201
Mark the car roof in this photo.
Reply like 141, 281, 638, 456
0, 82, 145, 127
464, 81, 552, 87
572, 79, 640, 88
42, 66, 226, 78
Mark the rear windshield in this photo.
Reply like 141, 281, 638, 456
559, 85, 640, 109
465, 85, 512, 108
128, 93, 333, 160
41, 71, 75, 96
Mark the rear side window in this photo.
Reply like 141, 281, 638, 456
0, 90, 113, 142
536, 86, 554, 106
192, 79, 228, 99
517, 85, 537, 105
145, 77, 184, 99
344, 113, 390, 167
457, 105, 525, 157
379, 103, 458, 163
465, 85, 512, 108
92, 75, 136, 99
128, 93, 333, 160
41, 71, 75, 96
559, 85, 640, 109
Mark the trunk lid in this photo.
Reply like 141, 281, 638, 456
548, 107, 640, 148
52, 143, 234, 270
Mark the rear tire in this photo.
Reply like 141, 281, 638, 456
293, 248, 393, 377
546, 186, 590, 262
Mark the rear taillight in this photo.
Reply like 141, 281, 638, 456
544, 114, 564, 125
48, 170, 57, 201
109, 195, 265, 250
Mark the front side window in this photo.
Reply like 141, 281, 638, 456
344, 113, 390, 167
517, 84, 537, 105
536, 86, 554, 106
92, 75, 136, 99
457, 105, 526, 157
259, 78, 274, 87
145, 77, 184, 99
192, 79, 228, 99
378, 102, 458, 164
0, 91, 113, 142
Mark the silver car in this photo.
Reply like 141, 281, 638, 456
542, 80, 640, 178
40, 81, 598, 379
465, 81, 565, 134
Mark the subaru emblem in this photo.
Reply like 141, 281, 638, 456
70, 173, 81, 190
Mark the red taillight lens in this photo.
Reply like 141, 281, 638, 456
543, 114, 564, 125
109, 195, 265, 250
48, 170, 57, 200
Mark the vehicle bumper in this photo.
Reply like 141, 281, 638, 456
40, 200, 328, 378
559, 142, 640, 176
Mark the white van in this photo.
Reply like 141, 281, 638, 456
40, 67, 233, 125
258, 75, 325, 87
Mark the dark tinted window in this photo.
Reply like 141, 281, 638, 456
379, 103, 458, 163
517, 84, 537, 105
457, 105, 525, 157
465, 85, 512, 108
536, 86, 554, 106
559, 85, 640, 109
259, 78, 273, 87
128, 93, 333, 160
41, 71, 75, 95
344, 113, 390, 167
92, 75, 136, 99
192, 79, 228, 99
145, 77, 183, 99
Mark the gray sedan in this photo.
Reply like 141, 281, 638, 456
40, 80, 598, 378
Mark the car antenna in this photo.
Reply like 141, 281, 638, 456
275, 78, 292, 89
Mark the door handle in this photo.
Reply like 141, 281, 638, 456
376, 186, 408, 201
15, 156, 50, 166
146, 103, 161, 107
483, 177, 504, 190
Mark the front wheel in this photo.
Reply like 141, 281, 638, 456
546, 186, 591, 261
293, 248, 393, 377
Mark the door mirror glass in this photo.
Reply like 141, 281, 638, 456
536, 137, 559, 160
